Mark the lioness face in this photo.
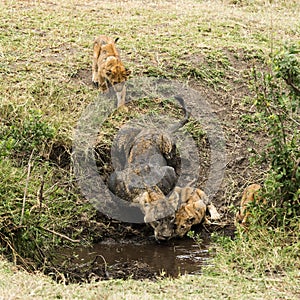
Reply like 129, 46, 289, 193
146, 217, 174, 241
143, 201, 177, 241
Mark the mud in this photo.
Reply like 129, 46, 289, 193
49, 224, 235, 284
51, 236, 215, 283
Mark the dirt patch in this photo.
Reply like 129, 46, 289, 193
50, 258, 157, 284
187, 48, 268, 209
46, 141, 72, 168
70, 68, 94, 87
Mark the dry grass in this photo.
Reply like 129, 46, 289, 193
1, 0, 298, 141
0, 0, 299, 298
0, 256, 299, 300
1, 0, 298, 154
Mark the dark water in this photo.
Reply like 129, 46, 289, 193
59, 238, 211, 277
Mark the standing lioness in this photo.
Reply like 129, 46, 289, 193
92, 35, 131, 107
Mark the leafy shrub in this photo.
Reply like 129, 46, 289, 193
0, 110, 93, 268
205, 44, 299, 278
250, 43, 299, 228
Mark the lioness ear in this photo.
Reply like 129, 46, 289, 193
114, 37, 119, 43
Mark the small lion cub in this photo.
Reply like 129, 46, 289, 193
92, 35, 131, 107
235, 183, 263, 227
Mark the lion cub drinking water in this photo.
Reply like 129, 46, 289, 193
92, 35, 131, 107
136, 186, 221, 241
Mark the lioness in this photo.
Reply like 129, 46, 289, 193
92, 35, 131, 107
235, 183, 262, 227
107, 96, 222, 240
108, 96, 189, 201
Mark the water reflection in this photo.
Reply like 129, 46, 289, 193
60, 238, 211, 277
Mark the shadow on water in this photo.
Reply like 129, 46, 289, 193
54, 237, 212, 282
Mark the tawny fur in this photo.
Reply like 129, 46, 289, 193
137, 186, 220, 240
235, 183, 262, 227
174, 187, 220, 237
107, 96, 220, 240
108, 127, 177, 202
92, 35, 130, 107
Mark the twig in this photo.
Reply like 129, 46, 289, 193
39, 226, 81, 243
20, 149, 35, 226
284, 78, 300, 96
0, 232, 29, 269
92, 255, 107, 270
92, 254, 110, 278
37, 171, 46, 216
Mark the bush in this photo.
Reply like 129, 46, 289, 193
0, 110, 91, 268
250, 43, 299, 228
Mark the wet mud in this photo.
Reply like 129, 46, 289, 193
52, 236, 216, 283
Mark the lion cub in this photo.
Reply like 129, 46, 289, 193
174, 187, 220, 237
92, 35, 131, 107
136, 186, 220, 240
235, 184, 262, 227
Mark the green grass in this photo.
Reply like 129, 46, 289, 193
0, 0, 299, 298
210, 227, 300, 276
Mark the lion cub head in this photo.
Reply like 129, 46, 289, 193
103, 57, 131, 91
135, 188, 178, 241
174, 187, 208, 237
